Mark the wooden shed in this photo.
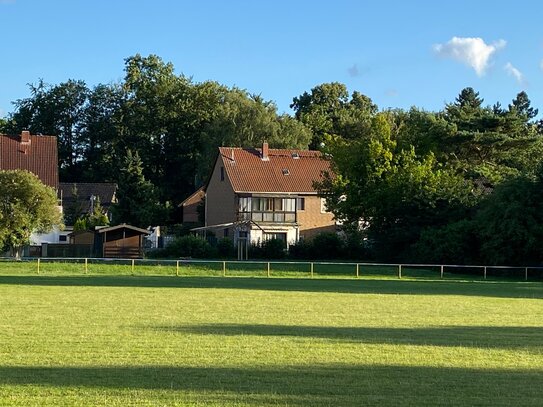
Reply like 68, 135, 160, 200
95, 224, 150, 258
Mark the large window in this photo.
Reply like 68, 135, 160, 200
238, 197, 297, 223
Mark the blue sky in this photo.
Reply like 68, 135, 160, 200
1, 0, 542, 118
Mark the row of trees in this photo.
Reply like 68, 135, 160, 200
3, 54, 543, 265
308, 86, 543, 265
3, 55, 311, 225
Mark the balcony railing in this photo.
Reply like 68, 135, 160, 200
238, 211, 296, 223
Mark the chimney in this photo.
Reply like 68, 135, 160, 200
261, 141, 269, 161
20, 130, 31, 144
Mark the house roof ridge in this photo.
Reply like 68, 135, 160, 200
217, 144, 331, 194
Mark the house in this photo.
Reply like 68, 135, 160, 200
179, 186, 205, 226
194, 142, 336, 251
0, 131, 66, 245
59, 182, 118, 223
0, 131, 59, 189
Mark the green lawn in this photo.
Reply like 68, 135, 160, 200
0, 263, 542, 406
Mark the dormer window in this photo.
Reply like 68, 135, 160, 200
291, 152, 300, 159
282, 169, 290, 175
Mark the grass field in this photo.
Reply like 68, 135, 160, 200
0, 262, 542, 406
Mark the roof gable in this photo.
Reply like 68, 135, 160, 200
218, 146, 331, 194
0, 132, 59, 189
60, 182, 117, 207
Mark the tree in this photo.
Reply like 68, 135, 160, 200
0, 170, 63, 259
317, 113, 475, 260
9, 80, 90, 181
73, 197, 109, 231
291, 82, 377, 148
0, 117, 9, 133
474, 171, 543, 266
112, 150, 167, 228
62, 184, 86, 226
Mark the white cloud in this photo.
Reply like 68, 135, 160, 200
433, 37, 506, 76
504, 62, 525, 85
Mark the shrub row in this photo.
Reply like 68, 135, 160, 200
147, 232, 369, 260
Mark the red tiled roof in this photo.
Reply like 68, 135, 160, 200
0, 132, 59, 189
219, 146, 332, 194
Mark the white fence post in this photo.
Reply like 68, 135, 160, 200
398, 264, 402, 279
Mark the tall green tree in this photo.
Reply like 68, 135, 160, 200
318, 113, 476, 260
291, 82, 377, 148
79, 83, 125, 182
9, 80, 90, 181
112, 150, 167, 228
0, 170, 63, 259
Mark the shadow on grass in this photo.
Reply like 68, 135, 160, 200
155, 323, 543, 350
0, 364, 541, 406
0, 275, 541, 299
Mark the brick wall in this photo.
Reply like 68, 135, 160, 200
206, 154, 236, 227
297, 195, 336, 239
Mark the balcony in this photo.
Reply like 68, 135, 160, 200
238, 211, 296, 224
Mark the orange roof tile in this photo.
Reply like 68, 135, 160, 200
218, 146, 331, 194
0, 132, 59, 189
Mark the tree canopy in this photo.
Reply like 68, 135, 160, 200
0, 170, 63, 258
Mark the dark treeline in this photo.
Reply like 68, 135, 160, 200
3, 54, 543, 265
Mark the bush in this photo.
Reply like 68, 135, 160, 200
149, 235, 217, 259
249, 238, 286, 259
309, 232, 345, 260
411, 219, 479, 264
217, 238, 236, 258
288, 239, 312, 259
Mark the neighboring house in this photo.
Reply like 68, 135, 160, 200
179, 186, 205, 226
59, 182, 118, 223
0, 131, 59, 189
195, 142, 336, 249
0, 131, 66, 245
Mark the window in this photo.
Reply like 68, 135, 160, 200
223, 228, 229, 238
297, 197, 305, 211
283, 198, 295, 212
239, 197, 251, 212
59, 235, 67, 242
241, 197, 297, 223
282, 168, 290, 175
264, 232, 287, 246
220, 166, 225, 181
320, 198, 329, 213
